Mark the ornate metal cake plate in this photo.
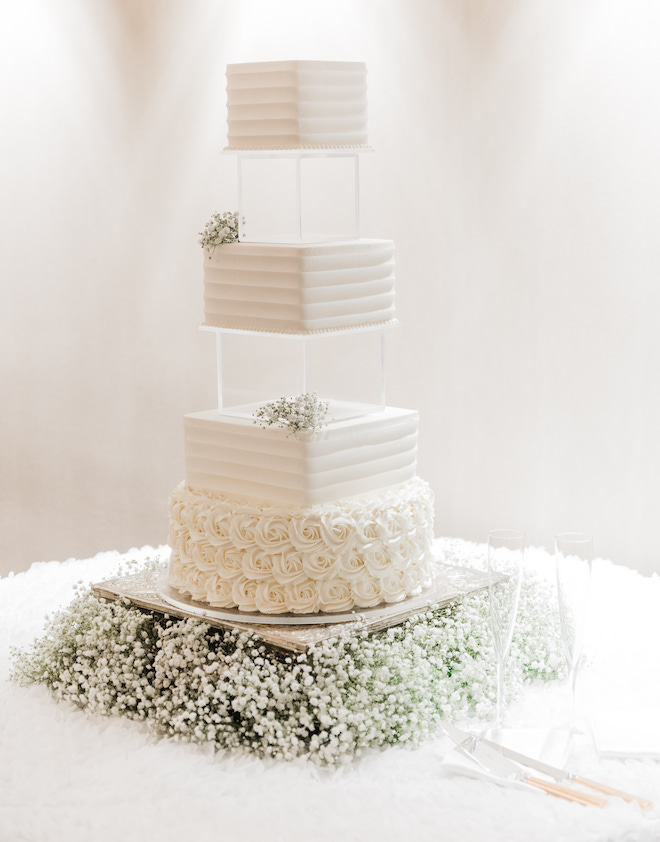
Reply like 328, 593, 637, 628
92, 562, 491, 654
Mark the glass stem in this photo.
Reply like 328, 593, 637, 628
569, 661, 579, 729
495, 659, 504, 730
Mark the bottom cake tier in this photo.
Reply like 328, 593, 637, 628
167, 477, 435, 614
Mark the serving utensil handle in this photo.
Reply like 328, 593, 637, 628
573, 776, 652, 810
526, 777, 606, 807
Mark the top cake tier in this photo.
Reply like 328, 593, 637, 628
225, 60, 369, 151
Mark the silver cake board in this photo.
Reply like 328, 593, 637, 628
91, 563, 491, 654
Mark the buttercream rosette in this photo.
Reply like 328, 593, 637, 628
167, 477, 434, 614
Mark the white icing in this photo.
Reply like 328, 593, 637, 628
351, 575, 383, 609
203, 240, 395, 334
216, 548, 243, 579
190, 542, 216, 571
225, 61, 368, 150
317, 578, 355, 612
283, 580, 320, 614
255, 580, 289, 614
184, 403, 419, 507
270, 552, 307, 586
205, 574, 235, 607
336, 550, 368, 581
300, 549, 338, 581
363, 546, 392, 577
379, 570, 408, 604
231, 576, 259, 612
201, 319, 398, 337
241, 547, 274, 581
167, 477, 434, 614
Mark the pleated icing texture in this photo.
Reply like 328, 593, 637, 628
183, 406, 418, 507
225, 61, 368, 149
203, 240, 395, 334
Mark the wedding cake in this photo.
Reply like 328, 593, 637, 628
167, 61, 434, 615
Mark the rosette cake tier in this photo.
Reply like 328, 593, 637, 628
167, 61, 434, 614
169, 478, 433, 615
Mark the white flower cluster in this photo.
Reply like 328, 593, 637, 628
199, 211, 242, 251
253, 393, 329, 434
11, 556, 563, 765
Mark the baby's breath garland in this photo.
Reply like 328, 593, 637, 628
253, 392, 330, 434
11, 550, 563, 765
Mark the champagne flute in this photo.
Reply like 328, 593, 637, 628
488, 529, 525, 732
555, 532, 593, 729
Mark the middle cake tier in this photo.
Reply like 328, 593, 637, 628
202, 239, 396, 334
184, 402, 418, 507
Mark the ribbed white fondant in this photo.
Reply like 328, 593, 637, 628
168, 477, 434, 614
183, 405, 418, 507
225, 61, 368, 150
203, 240, 395, 334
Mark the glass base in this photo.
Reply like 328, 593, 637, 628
479, 725, 573, 769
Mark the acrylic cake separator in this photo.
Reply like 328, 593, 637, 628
92, 559, 498, 654
226, 147, 374, 244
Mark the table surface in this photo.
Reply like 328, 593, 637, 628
2, 539, 659, 842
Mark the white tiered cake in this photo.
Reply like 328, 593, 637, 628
167, 61, 434, 615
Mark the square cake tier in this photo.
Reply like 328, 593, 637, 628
225, 60, 368, 150
202, 239, 395, 334
183, 402, 418, 506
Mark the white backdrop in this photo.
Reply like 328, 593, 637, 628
3, 0, 660, 576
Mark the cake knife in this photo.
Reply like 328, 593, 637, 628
479, 737, 652, 811
442, 723, 606, 807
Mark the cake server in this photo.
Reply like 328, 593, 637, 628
442, 723, 606, 807
479, 737, 652, 811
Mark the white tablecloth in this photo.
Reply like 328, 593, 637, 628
1, 541, 659, 842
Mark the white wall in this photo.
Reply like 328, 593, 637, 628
2, 0, 660, 575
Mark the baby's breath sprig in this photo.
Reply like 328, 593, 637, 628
199, 210, 243, 253
253, 392, 330, 434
